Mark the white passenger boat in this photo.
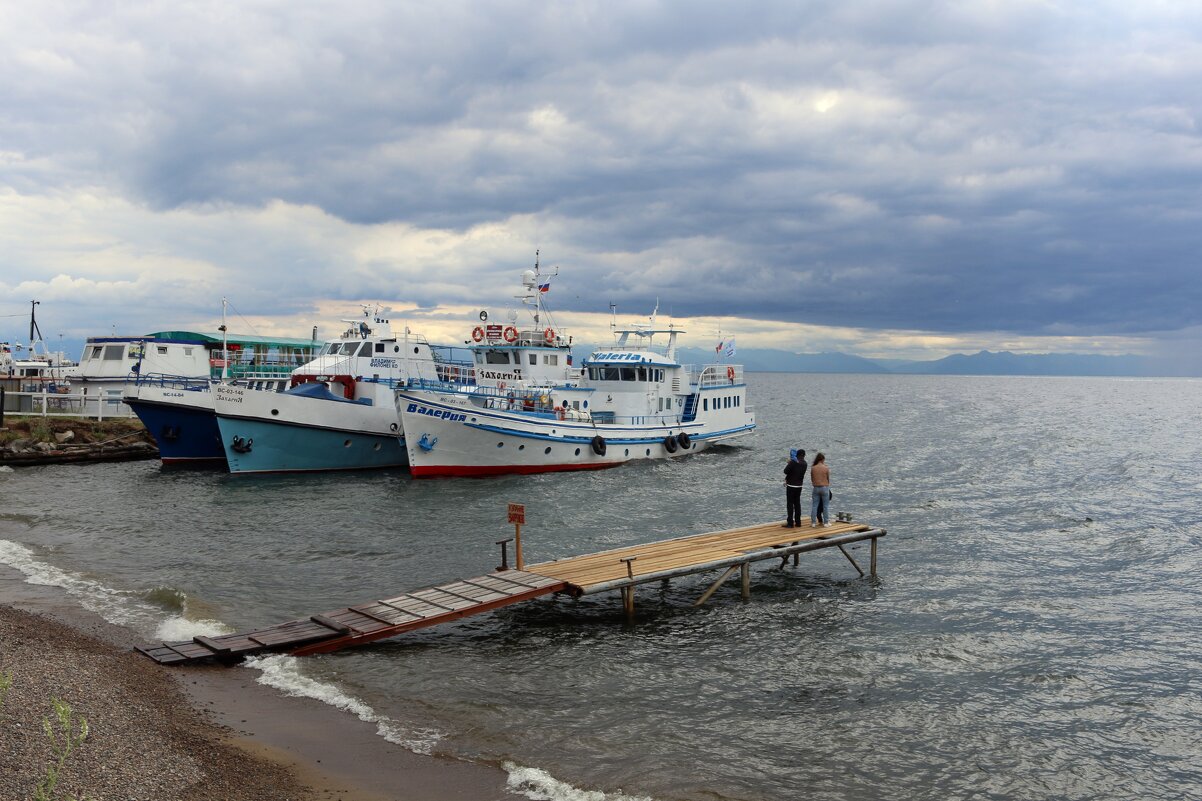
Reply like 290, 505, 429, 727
213, 309, 456, 474
396, 266, 756, 477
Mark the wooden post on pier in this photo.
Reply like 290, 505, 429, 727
507, 503, 526, 570
619, 556, 638, 619
870, 537, 878, 578
740, 562, 750, 600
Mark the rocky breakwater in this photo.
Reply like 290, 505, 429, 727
0, 418, 157, 467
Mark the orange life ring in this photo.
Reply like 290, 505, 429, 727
726, 366, 735, 381
544, 327, 555, 343
471, 326, 485, 342
503, 326, 518, 343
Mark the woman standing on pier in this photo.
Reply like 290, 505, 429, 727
810, 452, 831, 526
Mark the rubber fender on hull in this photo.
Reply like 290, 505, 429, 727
663, 435, 678, 453
591, 435, 607, 456
677, 432, 691, 449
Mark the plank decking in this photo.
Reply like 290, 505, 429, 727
138, 519, 885, 666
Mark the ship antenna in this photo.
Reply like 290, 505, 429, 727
219, 297, 229, 380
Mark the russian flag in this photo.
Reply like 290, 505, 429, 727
538, 282, 550, 293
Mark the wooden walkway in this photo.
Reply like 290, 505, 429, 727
138, 519, 885, 666
138, 570, 565, 665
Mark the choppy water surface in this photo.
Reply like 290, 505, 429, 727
3, 374, 1201, 801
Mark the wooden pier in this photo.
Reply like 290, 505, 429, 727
138, 519, 885, 666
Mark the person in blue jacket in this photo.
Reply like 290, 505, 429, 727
782, 448, 808, 528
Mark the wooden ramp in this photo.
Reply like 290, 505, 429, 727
138, 519, 885, 666
138, 570, 565, 665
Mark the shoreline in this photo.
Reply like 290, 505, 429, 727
0, 565, 524, 801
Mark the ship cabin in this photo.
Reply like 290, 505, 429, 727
579, 325, 752, 429
290, 318, 450, 400
76, 332, 317, 403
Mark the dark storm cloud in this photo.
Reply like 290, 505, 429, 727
3, 1, 1201, 340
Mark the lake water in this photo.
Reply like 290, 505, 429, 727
2, 374, 1200, 801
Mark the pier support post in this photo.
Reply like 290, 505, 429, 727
740, 562, 750, 601
870, 537, 878, 578
694, 566, 738, 607
837, 545, 865, 577
619, 556, 638, 620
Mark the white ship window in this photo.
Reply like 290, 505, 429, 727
703, 398, 708, 411
358, 342, 372, 357
620, 367, 636, 381
375, 343, 384, 353
544, 354, 558, 366
529, 353, 537, 365
157, 346, 168, 355
339, 342, 358, 355
103, 345, 124, 360
184, 347, 193, 356
485, 351, 511, 365
572, 401, 580, 410
637, 367, 647, 381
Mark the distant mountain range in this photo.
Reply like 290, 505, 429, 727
672, 348, 1196, 377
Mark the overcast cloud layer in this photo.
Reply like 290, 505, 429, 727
2, 1, 1200, 357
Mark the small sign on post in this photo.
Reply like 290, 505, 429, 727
507, 503, 526, 570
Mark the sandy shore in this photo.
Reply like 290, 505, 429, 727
0, 568, 524, 801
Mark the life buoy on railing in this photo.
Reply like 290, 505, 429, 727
726, 366, 735, 382
471, 326, 485, 342
591, 435, 607, 456
544, 327, 555, 343
498, 381, 507, 392
503, 326, 518, 343
663, 435, 678, 453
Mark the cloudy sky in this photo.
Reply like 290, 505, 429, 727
2, 1, 1200, 361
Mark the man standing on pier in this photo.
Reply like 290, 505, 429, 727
783, 448, 807, 528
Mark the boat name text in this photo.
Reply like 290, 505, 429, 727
406, 403, 467, 422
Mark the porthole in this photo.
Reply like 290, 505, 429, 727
373, 443, 382, 451
518, 444, 525, 451
271, 409, 279, 416
390, 423, 399, 432
394, 346, 400, 353
544, 447, 552, 455
645, 448, 651, 456
414, 347, 420, 354
692, 443, 697, 449
624, 448, 629, 456
497, 442, 504, 448
344, 439, 352, 447
574, 447, 581, 456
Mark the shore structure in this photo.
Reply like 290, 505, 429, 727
139, 519, 885, 665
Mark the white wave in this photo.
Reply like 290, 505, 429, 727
0, 538, 648, 801
246, 654, 443, 755
0, 538, 226, 639
504, 763, 657, 801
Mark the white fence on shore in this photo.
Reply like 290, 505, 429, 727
0, 388, 135, 420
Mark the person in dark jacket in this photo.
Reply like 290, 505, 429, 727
782, 448, 808, 528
